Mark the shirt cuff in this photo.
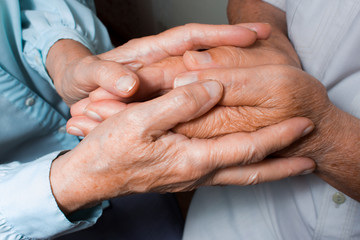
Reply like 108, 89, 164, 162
262, 0, 286, 11
23, 28, 97, 89
0, 151, 102, 239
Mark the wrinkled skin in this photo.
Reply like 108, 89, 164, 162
52, 80, 314, 214
46, 23, 271, 105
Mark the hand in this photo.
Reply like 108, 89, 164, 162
53, 80, 315, 214
172, 65, 360, 200
87, 20, 298, 103
173, 65, 330, 145
46, 23, 271, 105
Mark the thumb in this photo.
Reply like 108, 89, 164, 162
129, 80, 223, 136
85, 60, 140, 98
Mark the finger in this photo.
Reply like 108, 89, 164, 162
90, 57, 187, 103
237, 23, 271, 40
66, 116, 99, 137
99, 23, 270, 66
174, 66, 292, 106
183, 44, 293, 71
131, 56, 187, 101
89, 88, 123, 102
181, 117, 314, 171
210, 157, 315, 186
70, 98, 91, 117
173, 106, 270, 138
78, 59, 140, 98
127, 80, 223, 136
92, 60, 140, 98
182, 47, 265, 70
84, 100, 128, 122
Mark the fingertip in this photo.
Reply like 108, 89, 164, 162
294, 157, 316, 175
292, 117, 315, 137
66, 116, 98, 137
84, 110, 103, 122
301, 124, 315, 137
279, 117, 315, 139
235, 23, 272, 40
115, 74, 139, 97
70, 98, 91, 117
201, 80, 223, 99
185, 51, 212, 65
174, 71, 199, 88
124, 62, 143, 71
67, 126, 84, 137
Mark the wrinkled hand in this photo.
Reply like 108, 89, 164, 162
173, 65, 333, 159
51, 80, 315, 214
46, 23, 271, 105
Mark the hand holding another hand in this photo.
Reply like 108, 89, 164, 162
46, 23, 271, 105
51, 80, 315, 214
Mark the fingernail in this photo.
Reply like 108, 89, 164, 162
301, 169, 314, 175
202, 80, 222, 98
301, 125, 314, 137
174, 72, 199, 88
67, 126, 84, 137
248, 28, 258, 33
235, 23, 258, 33
116, 75, 136, 93
187, 51, 212, 65
84, 110, 103, 122
126, 62, 143, 71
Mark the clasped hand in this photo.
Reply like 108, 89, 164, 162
49, 23, 317, 214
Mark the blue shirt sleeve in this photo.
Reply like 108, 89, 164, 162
21, 0, 113, 86
0, 151, 102, 239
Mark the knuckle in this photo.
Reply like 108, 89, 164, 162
122, 109, 144, 131
215, 46, 243, 66
173, 88, 199, 114
243, 135, 267, 163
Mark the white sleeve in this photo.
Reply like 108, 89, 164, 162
262, 0, 286, 11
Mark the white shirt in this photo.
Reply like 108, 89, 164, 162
183, 0, 360, 239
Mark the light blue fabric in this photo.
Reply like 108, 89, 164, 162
0, 0, 112, 239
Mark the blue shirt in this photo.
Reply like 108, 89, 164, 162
0, 0, 112, 238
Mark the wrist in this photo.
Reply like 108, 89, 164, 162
283, 104, 360, 199
314, 106, 360, 200
46, 39, 93, 93
49, 148, 100, 215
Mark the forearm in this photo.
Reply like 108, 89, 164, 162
288, 105, 360, 201
227, 0, 300, 67
321, 109, 360, 201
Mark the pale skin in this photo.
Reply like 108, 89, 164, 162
47, 23, 271, 106
70, 1, 360, 201
46, 23, 316, 215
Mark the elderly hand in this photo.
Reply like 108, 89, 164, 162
51, 80, 315, 214
173, 65, 330, 139
46, 23, 271, 105
173, 65, 360, 200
